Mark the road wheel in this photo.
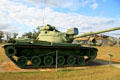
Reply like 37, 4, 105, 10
67, 56, 76, 65
57, 56, 65, 66
17, 56, 28, 67
77, 56, 85, 65
44, 56, 53, 66
31, 56, 41, 67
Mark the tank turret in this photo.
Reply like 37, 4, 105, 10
37, 24, 79, 43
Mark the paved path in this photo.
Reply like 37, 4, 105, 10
112, 64, 120, 68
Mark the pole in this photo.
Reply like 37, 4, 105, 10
109, 53, 113, 66
56, 50, 58, 72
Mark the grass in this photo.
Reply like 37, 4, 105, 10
0, 66, 120, 80
96, 46, 120, 62
0, 44, 120, 80
0, 43, 7, 63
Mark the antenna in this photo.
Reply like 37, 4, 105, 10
42, 0, 46, 26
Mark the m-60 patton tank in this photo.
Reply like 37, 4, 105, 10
3, 24, 98, 69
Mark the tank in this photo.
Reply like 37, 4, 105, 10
3, 24, 98, 69
74, 27, 120, 46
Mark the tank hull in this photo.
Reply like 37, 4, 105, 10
3, 42, 97, 69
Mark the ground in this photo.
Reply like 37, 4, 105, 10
96, 46, 120, 63
0, 44, 120, 80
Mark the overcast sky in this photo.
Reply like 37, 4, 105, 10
0, 0, 120, 37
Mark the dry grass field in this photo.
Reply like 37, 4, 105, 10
96, 46, 120, 62
0, 44, 7, 63
0, 44, 120, 80
0, 66, 120, 80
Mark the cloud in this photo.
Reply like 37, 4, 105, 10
90, 2, 98, 10
0, 23, 19, 32
25, 0, 76, 9
25, 0, 96, 9
0, 0, 120, 37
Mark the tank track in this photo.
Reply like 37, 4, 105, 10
4, 44, 97, 69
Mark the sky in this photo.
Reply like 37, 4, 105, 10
0, 0, 120, 37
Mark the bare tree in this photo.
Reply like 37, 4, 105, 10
6, 32, 12, 41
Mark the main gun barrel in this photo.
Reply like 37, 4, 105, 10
74, 27, 120, 38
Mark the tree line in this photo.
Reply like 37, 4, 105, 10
0, 31, 18, 43
0, 26, 40, 43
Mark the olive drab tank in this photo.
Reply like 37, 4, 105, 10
3, 24, 98, 69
